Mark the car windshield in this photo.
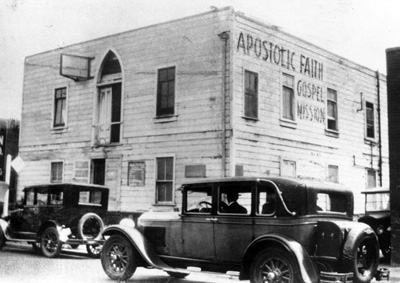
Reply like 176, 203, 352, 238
365, 192, 390, 211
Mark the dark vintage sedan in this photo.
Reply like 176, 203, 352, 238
0, 182, 109, 258
359, 188, 391, 261
100, 177, 384, 283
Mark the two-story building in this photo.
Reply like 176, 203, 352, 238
19, 7, 388, 214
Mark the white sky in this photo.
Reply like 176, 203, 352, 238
1, 0, 400, 120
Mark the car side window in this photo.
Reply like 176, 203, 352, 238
218, 184, 251, 215
36, 191, 48, 206
258, 184, 276, 216
49, 191, 63, 205
185, 186, 212, 214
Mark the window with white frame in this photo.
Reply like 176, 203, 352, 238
53, 87, 67, 128
327, 165, 339, 183
156, 157, 174, 203
244, 70, 258, 119
367, 169, 377, 188
281, 159, 296, 178
157, 67, 175, 117
282, 73, 295, 121
366, 101, 375, 139
51, 161, 63, 183
327, 88, 338, 131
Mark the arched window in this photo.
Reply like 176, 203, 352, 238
94, 51, 122, 145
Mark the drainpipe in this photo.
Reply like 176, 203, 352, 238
376, 71, 383, 186
218, 31, 230, 177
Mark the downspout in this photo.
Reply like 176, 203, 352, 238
218, 31, 230, 177
376, 70, 383, 186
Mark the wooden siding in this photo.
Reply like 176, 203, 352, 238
231, 13, 389, 214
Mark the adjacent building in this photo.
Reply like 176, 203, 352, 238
19, 7, 388, 214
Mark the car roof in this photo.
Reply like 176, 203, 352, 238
181, 176, 350, 193
23, 183, 110, 192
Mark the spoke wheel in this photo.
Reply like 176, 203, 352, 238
250, 248, 299, 283
41, 227, 61, 258
86, 244, 102, 258
101, 234, 137, 281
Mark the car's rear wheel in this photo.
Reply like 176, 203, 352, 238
77, 213, 104, 240
250, 247, 300, 283
101, 234, 137, 281
342, 230, 379, 283
86, 244, 102, 258
41, 226, 61, 258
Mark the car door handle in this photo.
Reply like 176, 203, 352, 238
206, 218, 218, 222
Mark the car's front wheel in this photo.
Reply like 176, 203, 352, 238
101, 234, 137, 281
41, 226, 61, 258
250, 247, 300, 283
86, 244, 102, 258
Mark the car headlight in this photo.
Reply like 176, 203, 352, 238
377, 225, 384, 235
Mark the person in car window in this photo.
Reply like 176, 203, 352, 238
222, 192, 247, 214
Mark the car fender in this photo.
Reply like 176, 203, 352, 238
241, 233, 318, 283
102, 225, 172, 270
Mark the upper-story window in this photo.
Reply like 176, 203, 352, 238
157, 67, 175, 117
51, 161, 63, 183
244, 70, 258, 119
282, 73, 295, 121
327, 88, 338, 131
366, 101, 375, 139
53, 87, 67, 128
95, 51, 122, 145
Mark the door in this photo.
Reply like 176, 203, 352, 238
91, 159, 105, 185
181, 185, 215, 261
213, 182, 254, 263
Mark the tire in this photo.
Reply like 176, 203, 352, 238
41, 226, 62, 258
342, 229, 379, 283
166, 271, 189, 278
0, 228, 5, 250
101, 234, 137, 281
86, 244, 102, 258
250, 247, 300, 283
77, 213, 104, 240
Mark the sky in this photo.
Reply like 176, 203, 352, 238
1, 0, 400, 120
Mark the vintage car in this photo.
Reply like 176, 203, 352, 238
0, 182, 109, 258
100, 177, 384, 283
359, 187, 391, 261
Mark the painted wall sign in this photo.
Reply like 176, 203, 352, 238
237, 32, 324, 81
296, 79, 325, 124
128, 161, 145, 186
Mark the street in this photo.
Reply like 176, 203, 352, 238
0, 242, 241, 283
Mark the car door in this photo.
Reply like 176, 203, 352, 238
181, 184, 216, 261
213, 182, 254, 263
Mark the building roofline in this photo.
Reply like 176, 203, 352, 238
25, 6, 234, 60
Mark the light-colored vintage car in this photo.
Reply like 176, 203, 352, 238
100, 177, 384, 283
0, 182, 109, 258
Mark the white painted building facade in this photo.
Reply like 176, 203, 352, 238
19, 7, 388, 214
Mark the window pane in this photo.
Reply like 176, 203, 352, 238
244, 71, 258, 118
157, 67, 175, 116
283, 86, 294, 120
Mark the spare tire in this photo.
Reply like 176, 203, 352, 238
341, 224, 379, 283
77, 213, 104, 240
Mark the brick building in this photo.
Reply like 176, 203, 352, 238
19, 7, 388, 214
